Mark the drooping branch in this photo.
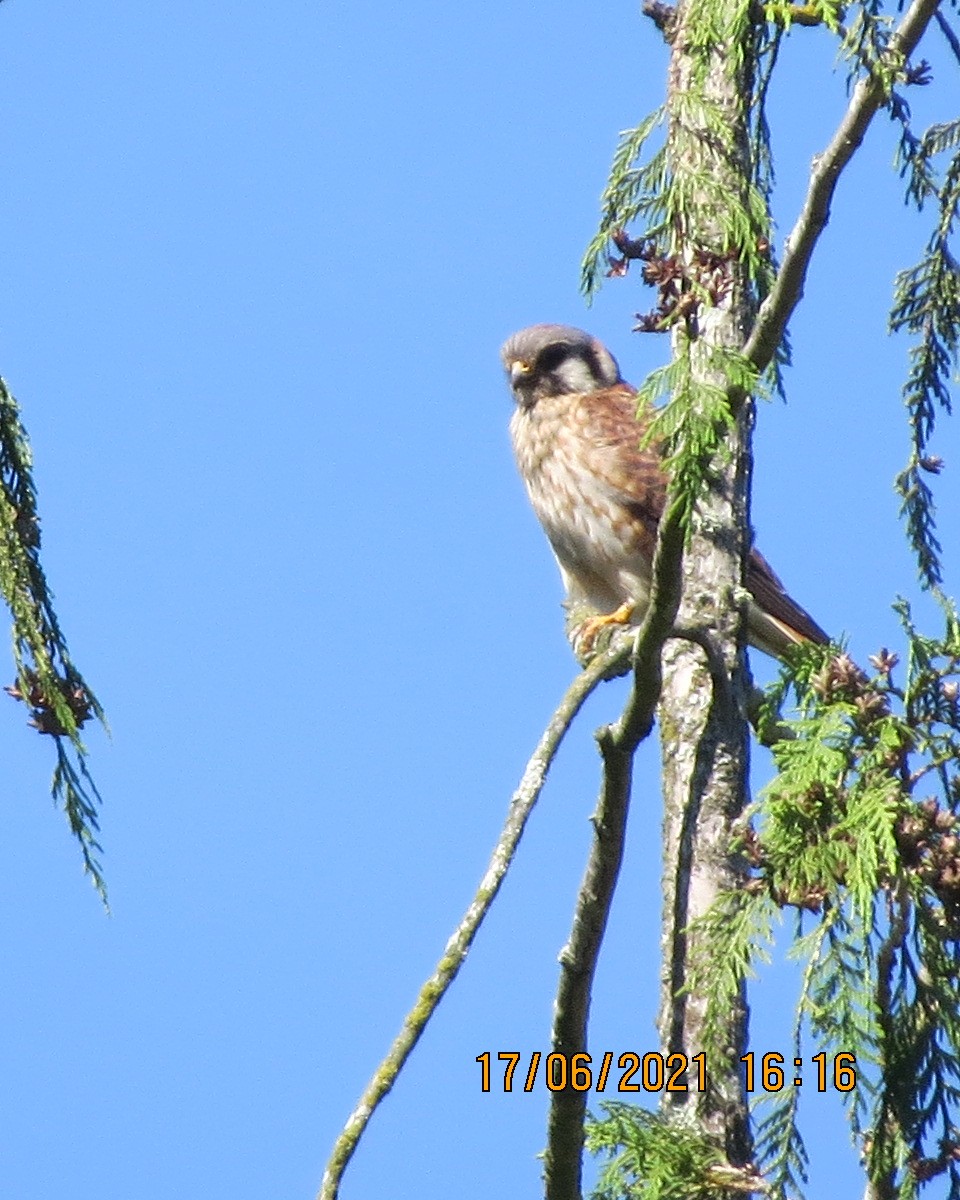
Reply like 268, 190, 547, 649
317, 635, 633, 1200
743, 0, 943, 374
936, 9, 960, 65
0, 374, 107, 897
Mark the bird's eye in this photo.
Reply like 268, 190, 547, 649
537, 343, 570, 373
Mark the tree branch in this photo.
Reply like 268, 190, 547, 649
935, 9, 960, 66
544, 498, 687, 1200
317, 636, 633, 1200
746, 682, 797, 746
543, 718, 636, 1200
742, 0, 943, 374
615, 498, 688, 751
0, 375, 107, 897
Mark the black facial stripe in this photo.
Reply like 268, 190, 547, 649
536, 342, 572, 374
582, 344, 606, 384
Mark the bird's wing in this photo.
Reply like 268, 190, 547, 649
578, 385, 829, 648
746, 549, 830, 647
574, 385, 667, 542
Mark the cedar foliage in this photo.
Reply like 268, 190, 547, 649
0, 376, 106, 898
581, 0, 960, 1196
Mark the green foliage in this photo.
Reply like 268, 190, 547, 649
0, 376, 107, 899
763, 0, 844, 31
758, 646, 905, 923
634, 339, 727, 530
581, 90, 773, 309
578, 2, 960, 1197
690, 600, 960, 1198
753, 1084, 809, 1197
585, 1104, 732, 1200
631, 338, 771, 534
581, 0, 774, 305
686, 888, 778, 1077
585, 400, 951, 1199
891, 119, 960, 589
580, 2, 782, 534
582, 110, 668, 299
583, 0, 950, 528
841, 1, 905, 97
580, 0, 779, 536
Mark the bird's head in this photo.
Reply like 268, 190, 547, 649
500, 324, 622, 408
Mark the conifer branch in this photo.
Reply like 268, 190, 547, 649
0, 375, 107, 897
743, 0, 943, 375
935, 9, 960, 66
317, 636, 633, 1200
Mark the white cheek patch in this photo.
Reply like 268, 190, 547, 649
552, 357, 601, 395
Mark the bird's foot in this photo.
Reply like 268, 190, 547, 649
574, 602, 635, 660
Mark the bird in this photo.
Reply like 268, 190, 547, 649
501, 323, 829, 660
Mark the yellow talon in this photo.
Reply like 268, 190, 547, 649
576, 601, 636, 657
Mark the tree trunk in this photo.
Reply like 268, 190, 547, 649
656, 0, 758, 1168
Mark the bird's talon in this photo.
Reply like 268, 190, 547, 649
576, 601, 635, 657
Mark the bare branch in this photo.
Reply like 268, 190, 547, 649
616, 497, 688, 750
935, 9, 960, 66
317, 636, 632, 1200
543, 720, 636, 1200
743, 0, 944, 374
746, 682, 797, 746
544, 498, 687, 1200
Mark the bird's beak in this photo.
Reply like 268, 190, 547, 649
509, 359, 532, 386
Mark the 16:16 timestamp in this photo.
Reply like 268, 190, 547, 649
474, 1050, 856, 1094
742, 1051, 857, 1092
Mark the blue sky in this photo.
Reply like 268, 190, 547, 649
0, 2, 957, 1198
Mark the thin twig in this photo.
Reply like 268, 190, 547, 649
935, 9, 960, 66
742, 0, 943, 375
746, 683, 797, 746
908, 750, 958, 787
317, 636, 633, 1200
869, 883, 912, 1200
544, 498, 687, 1200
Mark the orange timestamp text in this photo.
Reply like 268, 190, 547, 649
475, 1050, 858, 1093
476, 1051, 708, 1094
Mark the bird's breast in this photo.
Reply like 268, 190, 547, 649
509, 396, 648, 579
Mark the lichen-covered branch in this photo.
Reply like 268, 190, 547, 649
743, 0, 944, 375
317, 636, 633, 1200
544, 728, 635, 1200
545, 499, 686, 1200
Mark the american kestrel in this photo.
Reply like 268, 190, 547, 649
501, 323, 829, 660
